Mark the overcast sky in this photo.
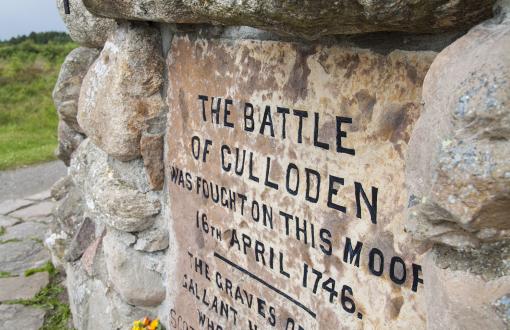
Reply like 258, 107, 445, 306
0, 0, 67, 41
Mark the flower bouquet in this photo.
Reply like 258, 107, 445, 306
132, 317, 164, 330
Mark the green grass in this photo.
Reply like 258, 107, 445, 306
24, 261, 56, 277
0, 34, 76, 170
0, 270, 17, 278
7, 262, 73, 329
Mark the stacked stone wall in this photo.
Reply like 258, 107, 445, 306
49, 0, 510, 329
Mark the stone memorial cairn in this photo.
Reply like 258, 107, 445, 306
50, 0, 509, 329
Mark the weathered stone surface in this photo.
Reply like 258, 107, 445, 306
53, 178, 84, 237
66, 260, 153, 330
25, 216, 53, 224
0, 272, 49, 302
83, 0, 494, 38
26, 189, 52, 201
406, 9, 510, 249
47, 171, 85, 264
494, 294, 510, 327
65, 218, 96, 262
422, 253, 510, 329
107, 228, 137, 246
0, 199, 33, 215
81, 232, 104, 276
0, 240, 50, 275
108, 291, 157, 329
133, 228, 169, 252
165, 36, 436, 328
94, 186, 160, 232
9, 201, 54, 221
70, 140, 161, 232
49, 1, 510, 328
107, 155, 153, 194
103, 231, 165, 306
56, 0, 116, 48
83, 0, 198, 25
56, 120, 86, 166
0, 304, 46, 329
49, 177, 84, 266
0, 215, 20, 228
45, 232, 69, 269
78, 22, 165, 161
51, 175, 74, 201
53, 47, 99, 133
1, 222, 48, 241
140, 133, 165, 190
65, 261, 113, 330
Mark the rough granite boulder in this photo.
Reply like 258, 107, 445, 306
51, 176, 84, 237
423, 251, 510, 329
66, 260, 153, 330
140, 133, 165, 191
70, 140, 161, 232
406, 7, 510, 249
133, 228, 169, 252
103, 230, 166, 307
53, 47, 99, 133
78, 22, 165, 161
56, 120, 85, 166
46, 175, 85, 267
83, 0, 494, 39
56, 0, 116, 48
64, 218, 96, 262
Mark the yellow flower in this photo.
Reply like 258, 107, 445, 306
148, 319, 159, 330
132, 321, 143, 330
132, 317, 161, 330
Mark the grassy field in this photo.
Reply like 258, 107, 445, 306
0, 32, 76, 170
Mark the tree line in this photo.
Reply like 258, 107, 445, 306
0, 32, 72, 45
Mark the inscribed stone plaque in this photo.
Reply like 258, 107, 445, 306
166, 36, 436, 329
